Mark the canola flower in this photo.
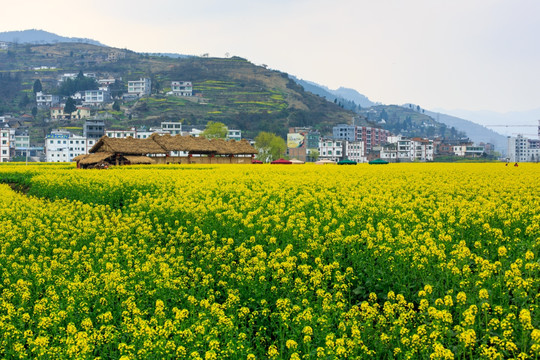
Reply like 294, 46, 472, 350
0, 162, 538, 359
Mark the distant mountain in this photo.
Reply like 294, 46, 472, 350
421, 108, 508, 153
146, 53, 191, 59
331, 87, 377, 108
291, 77, 376, 109
0, 29, 104, 46
432, 107, 540, 138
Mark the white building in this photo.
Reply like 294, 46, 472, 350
36, 92, 60, 108
380, 136, 434, 162
161, 122, 183, 135
98, 78, 117, 86
345, 140, 366, 163
45, 130, 97, 163
319, 138, 344, 161
508, 135, 540, 162
227, 129, 242, 141
105, 128, 137, 139
171, 81, 192, 96
83, 90, 111, 106
1, 126, 11, 162
128, 78, 151, 97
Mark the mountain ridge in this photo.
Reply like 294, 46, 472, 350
0, 29, 104, 46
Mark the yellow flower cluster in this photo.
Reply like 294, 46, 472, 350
0, 162, 538, 358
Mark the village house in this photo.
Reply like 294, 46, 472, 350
170, 81, 193, 96
50, 106, 91, 120
83, 89, 111, 106
36, 92, 60, 108
128, 78, 151, 97
287, 127, 320, 162
45, 130, 97, 162
333, 124, 391, 152
0, 125, 11, 162
318, 138, 344, 162
379, 136, 434, 162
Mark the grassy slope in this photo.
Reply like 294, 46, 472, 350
0, 43, 363, 141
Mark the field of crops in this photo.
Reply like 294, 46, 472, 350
0, 163, 538, 359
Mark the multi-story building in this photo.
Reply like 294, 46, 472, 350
319, 138, 344, 162
333, 124, 391, 152
50, 106, 91, 120
13, 129, 30, 158
35, 92, 60, 108
83, 90, 111, 106
380, 136, 434, 162
84, 119, 105, 140
508, 135, 540, 162
161, 122, 183, 135
287, 127, 321, 162
345, 140, 366, 163
227, 129, 242, 141
171, 81, 193, 96
106, 128, 137, 139
98, 78, 117, 86
45, 130, 97, 162
128, 78, 151, 97
1, 126, 10, 162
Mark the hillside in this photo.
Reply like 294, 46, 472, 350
0, 42, 365, 142
291, 77, 376, 110
357, 105, 467, 140
423, 109, 508, 152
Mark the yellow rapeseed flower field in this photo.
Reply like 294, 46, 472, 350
0, 163, 538, 359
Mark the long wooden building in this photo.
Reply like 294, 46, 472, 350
74, 134, 257, 168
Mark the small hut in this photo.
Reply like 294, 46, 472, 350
76, 134, 258, 167
88, 136, 166, 166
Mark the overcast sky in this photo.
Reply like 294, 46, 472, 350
2, 0, 540, 114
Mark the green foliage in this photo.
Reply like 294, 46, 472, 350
57, 74, 98, 96
254, 132, 286, 162
201, 121, 228, 139
63, 97, 77, 116
18, 93, 30, 108
112, 101, 121, 112
32, 79, 42, 94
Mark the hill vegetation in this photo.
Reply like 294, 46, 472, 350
0, 42, 364, 143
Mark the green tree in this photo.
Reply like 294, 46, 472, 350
201, 121, 228, 139
63, 97, 77, 118
255, 132, 286, 162
33, 79, 42, 94
112, 101, 121, 112
19, 94, 30, 108
308, 149, 320, 162
31, 106, 38, 117
58, 73, 98, 96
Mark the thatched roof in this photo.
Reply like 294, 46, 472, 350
90, 136, 166, 155
235, 139, 258, 155
210, 139, 257, 155
150, 133, 213, 153
72, 154, 88, 162
79, 152, 115, 165
124, 156, 155, 164
88, 134, 257, 156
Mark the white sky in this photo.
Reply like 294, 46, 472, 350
2, 0, 540, 113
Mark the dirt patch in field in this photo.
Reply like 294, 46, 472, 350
5, 182, 31, 194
